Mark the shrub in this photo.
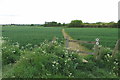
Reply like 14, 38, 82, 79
95, 47, 119, 77
2, 42, 21, 66
3, 41, 83, 78
2, 41, 118, 78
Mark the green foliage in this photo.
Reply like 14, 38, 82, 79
2, 40, 118, 78
68, 20, 83, 27
111, 52, 120, 76
2, 42, 21, 66
2, 26, 119, 78
44, 21, 65, 27
68, 21, 117, 28
3, 41, 82, 78
95, 47, 119, 77
31, 24, 34, 26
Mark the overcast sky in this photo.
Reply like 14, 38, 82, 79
0, 0, 119, 24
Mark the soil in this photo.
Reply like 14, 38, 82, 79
62, 29, 90, 56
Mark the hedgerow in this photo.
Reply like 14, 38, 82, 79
2, 40, 119, 78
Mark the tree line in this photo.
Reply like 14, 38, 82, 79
2, 20, 120, 28
44, 21, 66, 27
44, 20, 120, 28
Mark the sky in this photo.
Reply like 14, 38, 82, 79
0, 0, 119, 24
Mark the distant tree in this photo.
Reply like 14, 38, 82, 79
63, 23, 66, 26
68, 20, 83, 27
96, 22, 103, 24
11, 24, 15, 25
31, 24, 34, 26
51, 21, 57, 26
58, 23, 61, 26
44, 21, 62, 27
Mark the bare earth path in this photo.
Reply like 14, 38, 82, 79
62, 29, 90, 55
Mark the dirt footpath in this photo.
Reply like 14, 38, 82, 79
62, 29, 90, 55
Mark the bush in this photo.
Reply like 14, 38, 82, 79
95, 47, 119, 77
2, 41, 119, 78
3, 41, 83, 78
2, 42, 21, 66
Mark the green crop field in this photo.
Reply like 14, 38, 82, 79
2, 26, 119, 49
2, 26, 63, 46
1, 26, 120, 78
65, 28, 119, 49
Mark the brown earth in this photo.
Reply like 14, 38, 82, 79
62, 29, 91, 56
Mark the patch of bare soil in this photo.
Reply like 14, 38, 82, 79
62, 29, 90, 56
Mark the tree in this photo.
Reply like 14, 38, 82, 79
31, 24, 34, 26
58, 23, 61, 26
68, 20, 83, 27
63, 23, 66, 26
44, 21, 62, 27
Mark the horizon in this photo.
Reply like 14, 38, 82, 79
0, 20, 118, 25
0, 0, 119, 24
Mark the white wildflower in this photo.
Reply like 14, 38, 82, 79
69, 73, 72, 77
113, 67, 116, 69
12, 51, 16, 53
52, 61, 56, 64
65, 60, 67, 63
56, 62, 59, 65
107, 59, 109, 62
46, 73, 51, 76
76, 49, 79, 52
15, 44, 19, 47
68, 58, 71, 61
65, 52, 68, 55
115, 62, 118, 65
42, 50, 46, 54
82, 59, 88, 63
12, 76, 15, 78
107, 54, 110, 57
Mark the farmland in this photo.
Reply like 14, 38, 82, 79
2, 26, 119, 49
65, 28, 118, 49
1, 25, 120, 78
2, 26, 63, 46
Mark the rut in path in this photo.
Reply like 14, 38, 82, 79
62, 29, 90, 55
